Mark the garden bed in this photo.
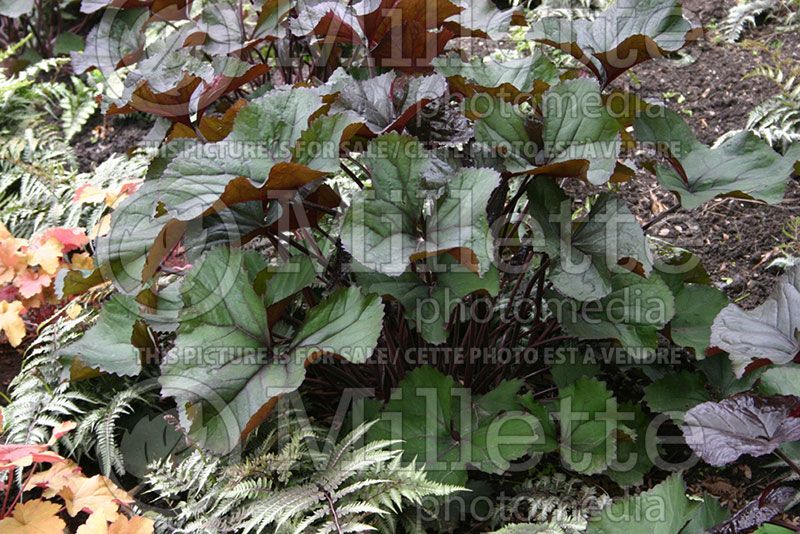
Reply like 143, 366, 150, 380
1, 0, 799, 532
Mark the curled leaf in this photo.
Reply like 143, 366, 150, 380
330, 72, 447, 136
682, 394, 800, 467
635, 107, 800, 210
710, 264, 800, 377
708, 486, 797, 534
532, 0, 697, 86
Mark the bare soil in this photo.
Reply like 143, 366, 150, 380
72, 114, 152, 173
0, 344, 21, 395
2, 4, 800, 511
592, 0, 800, 308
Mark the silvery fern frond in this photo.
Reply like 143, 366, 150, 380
744, 54, 800, 150
719, 0, 779, 43
3, 311, 97, 447
144, 419, 461, 534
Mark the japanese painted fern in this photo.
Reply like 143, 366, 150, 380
3, 309, 95, 447
0, 42, 145, 237
744, 52, 800, 149
145, 419, 460, 533
720, 0, 800, 43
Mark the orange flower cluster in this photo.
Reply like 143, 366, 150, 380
0, 421, 154, 533
0, 224, 93, 347
72, 180, 141, 239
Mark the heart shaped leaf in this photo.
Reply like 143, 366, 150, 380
330, 72, 447, 136
160, 248, 384, 453
710, 264, 800, 377
528, 178, 653, 302
548, 272, 675, 357
433, 52, 557, 97
558, 377, 621, 475
532, 0, 697, 86
98, 87, 342, 294
57, 295, 144, 377
356, 257, 500, 344
635, 107, 800, 209
469, 79, 621, 183
589, 473, 700, 534
682, 394, 800, 466
341, 134, 500, 276
366, 367, 543, 485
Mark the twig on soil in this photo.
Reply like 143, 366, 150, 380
643, 204, 680, 232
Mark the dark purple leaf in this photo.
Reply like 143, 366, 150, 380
290, 0, 367, 45
406, 98, 473, 147
330, 72, 447, 136
682, 395, 800, 466
708, 486, 797, 534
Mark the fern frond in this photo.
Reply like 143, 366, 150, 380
0, 34, 32, 62
20, 57, 69, 80
3, 310, 98, 447
746, 96, 800, 146
743, 54, 800, 150
0, 52, 149, 237
35, 75, 100, 141
144, 417, 461, 534
527, 0, 611, 21
719, 0, 779, 42
489, 522, 573, 534
487, 474, 612, 534
73, 383, 149, 476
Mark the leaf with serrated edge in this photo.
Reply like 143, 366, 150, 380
356, 257, 500, 344
670, 284, 728, 357
445, 0, 522, 40
538, 79, 621, 185
433, 52, 557, 96
589, 473, 699, 533
330, 72, 447, 136
558, 377, 618, 475
683, 395, 800, 466
71, 8, 147, 75
635, 107, 800, 209
643, 370, 710, 416
549, 273, 675, 357
528, 178, 652, 302
160, 248, 383, 453
606, 403, 653, 487
469, 79, 621, 184
0, 500, 66, 532
423, 167, 500, 275
342, 134, 500, 276
57, 295, 142, 377
99, 87, 331, 294
367, 367, 539, 485
532, 0, 697, 86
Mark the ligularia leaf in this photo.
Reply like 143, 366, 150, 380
159, 248, 384, 453
710, 264, 800, 377
532, 0, 698, 86
682, 395, 800, 466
